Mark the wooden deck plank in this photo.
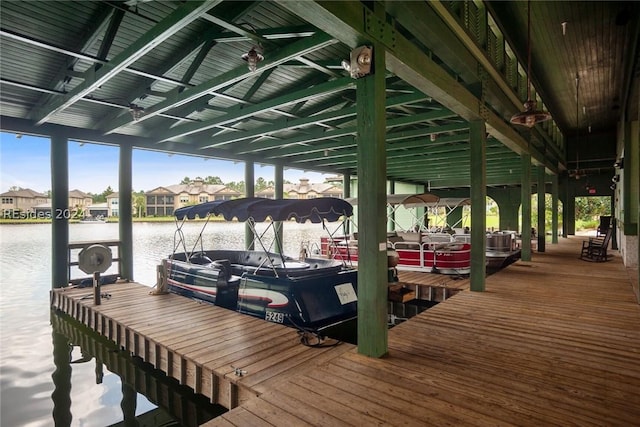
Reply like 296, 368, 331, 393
209, 237, 640, 426
52, 237, 640, 426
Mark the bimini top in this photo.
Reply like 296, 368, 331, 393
174, 197, 353, 223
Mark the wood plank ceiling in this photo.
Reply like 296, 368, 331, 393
1, 1, 637, 189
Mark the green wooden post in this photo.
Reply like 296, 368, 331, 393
119, 142, 133, 281
245, 161, 255, 250
566, 185, 576, 235
611, 195, 618, 250
521, 154, 532, 261
551, 174, 559, 243
343, 173, 351, 235
356, 41, 388, 358
51, 134, 69, 288
274, 164, 284, 254
469, 120, 486, 292
388, 180, 395, 231
537, 165, 546, 252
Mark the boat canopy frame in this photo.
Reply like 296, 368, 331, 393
171, 197, 355, 274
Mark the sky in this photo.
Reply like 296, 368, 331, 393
0, 132, 331, 194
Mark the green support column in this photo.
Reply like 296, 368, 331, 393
343, 173, 351, 199
611, 195, 617, 250
469, 120, 486, 292
356, 41, 388, 358
537, 165, 546, 252
488, 188, 520, 231
566, 186, 576, 235
521, 154, 532, 261
51, 134, 69, 288
245, 161, 255, 250
119, 142, 133, 281
274, 164, 284, 254
551, 174, 559, 243
343, 173, 351, 236
388, 180, 395, 231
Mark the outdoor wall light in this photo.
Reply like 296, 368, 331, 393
614, 158, 624, 169
612, 175, 620, 183
610, 183, 616, 190
342, 46, 373, 79
242, 46, 264, 72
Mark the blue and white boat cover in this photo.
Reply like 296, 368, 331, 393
174, 197, 353, 223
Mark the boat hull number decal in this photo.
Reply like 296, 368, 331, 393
265, 311, 285, 323
334, 283, 357, 305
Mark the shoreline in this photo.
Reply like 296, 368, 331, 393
0, 217, 223, 225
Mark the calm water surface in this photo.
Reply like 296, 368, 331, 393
0, 221, 326, 426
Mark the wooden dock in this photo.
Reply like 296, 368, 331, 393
51, 236, 640, 426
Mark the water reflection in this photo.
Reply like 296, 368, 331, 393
50, 310, 226, 426
0, 221, 327, 426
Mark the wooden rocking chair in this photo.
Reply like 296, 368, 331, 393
580, 227, 613, 262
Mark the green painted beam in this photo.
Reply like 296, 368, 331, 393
274, 0, 559, 175
102, 31, 338, 134
262, 118, 466, 159
33, 1, 218, 125
230, 93, 434, 153
160, 76, 356, 141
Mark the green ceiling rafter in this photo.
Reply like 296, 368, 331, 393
158, 75, 356, 142
33, 3, 116, 114
241, 110, 453, 159
102, 31, 338, 134
266, 120, 470, 164
31, 0, 220, 126
224, 92, 434, 152
276, 0, 560, 177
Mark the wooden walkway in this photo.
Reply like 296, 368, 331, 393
51, 237, 640, 426
206, 236, 640, 426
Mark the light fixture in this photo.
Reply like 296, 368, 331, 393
430, 134, 437, 142
342, 46, 372, 79
610, 183, 616, 190
129, 104, 144, 121
242, 46, 264, 72
612, 175, 620, 183
614, 158, 624, 169
510, 0, 552, 128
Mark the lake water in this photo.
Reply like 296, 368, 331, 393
0, 221, 328, 426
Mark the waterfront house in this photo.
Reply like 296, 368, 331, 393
145, 179, 241, 216
0, 188, 48, 217
106, 192, 119, 217
68, 190, 92, 217
256, 178, 343, 199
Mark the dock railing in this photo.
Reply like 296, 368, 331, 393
67, 240, 122, 286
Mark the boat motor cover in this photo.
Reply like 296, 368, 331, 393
174, 197, 353, 223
